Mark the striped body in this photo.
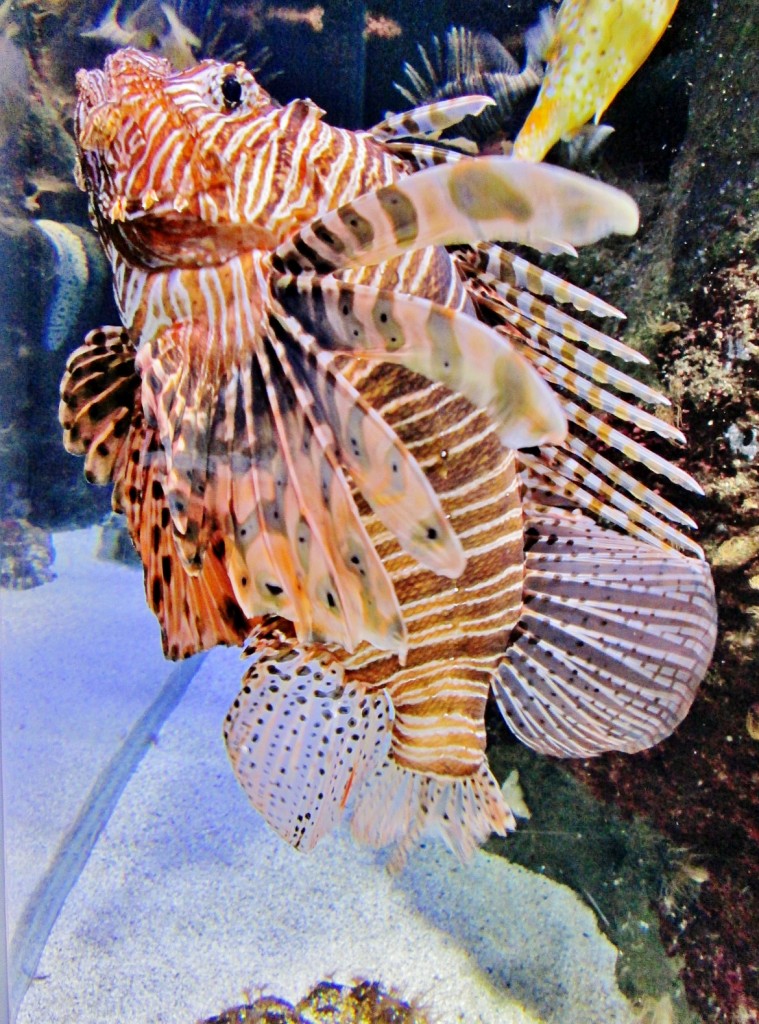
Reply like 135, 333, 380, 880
345, 368, 522, 779
63, 49, 716, 863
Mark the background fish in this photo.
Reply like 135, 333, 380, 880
61, 48, 716, 865
514, 0, 680, 162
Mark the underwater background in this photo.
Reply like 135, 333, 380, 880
0, 1, 757, 1022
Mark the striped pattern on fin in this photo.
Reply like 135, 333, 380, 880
59, 326, 139, 485
523, 349, 685, 442
267, 313, 464, 585
493, 506, 717, 758
369, 95, 496, 142
453, 245, 705, 552
135, 321, 219, 572
219, 351, 352, 650
350, 758, 515, 869
518, 451, 704, 557
382, 139, 464, 170
117, 412, 254, 659
470, 243, 625, 320
470, 267, 645, 363
392, 27, 540, 142
271, 275, 567, 449
255, 337, 407, 654
273, 156, 639, 274
190, 342, 408, 655
224, 635, 394, 852
205, 362, 304, 630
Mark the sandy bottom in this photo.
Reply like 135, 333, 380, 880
3, 530, 634, 1024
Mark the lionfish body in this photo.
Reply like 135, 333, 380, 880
63, 48, 716, 863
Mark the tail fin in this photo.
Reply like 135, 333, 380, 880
493, 505, 717, 758
350, 758, 515, 869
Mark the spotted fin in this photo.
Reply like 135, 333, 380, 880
116, 411, 254, 659
252, 339, 408, 653
59, 326, 139, 485
224, 634, 394, 852
350, 758, 515, 868
370, 95, 496, 141
274, 155, 638, 273
266, 311, 462, 577
493, 506, 717, 758
272, 275, 566, 449
137, 320, 405, 658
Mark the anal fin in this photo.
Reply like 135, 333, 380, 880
224, 634, 394, 852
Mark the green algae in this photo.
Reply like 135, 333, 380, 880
485, 731, 701, 1024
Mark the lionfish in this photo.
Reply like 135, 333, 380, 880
62, 48, 716, 865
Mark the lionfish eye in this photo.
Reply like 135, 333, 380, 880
221, 74, 243, 110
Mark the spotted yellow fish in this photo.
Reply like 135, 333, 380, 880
514, 0, 680, 162
61, 49, 715, 865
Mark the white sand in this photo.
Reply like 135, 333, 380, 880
3, 530, 635, 1024
1, 528, 169, 935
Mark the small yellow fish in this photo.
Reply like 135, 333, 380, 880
514, 0, 679, 161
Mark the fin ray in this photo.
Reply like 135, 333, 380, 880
224, 636, 394, 852
269, 308, 466, 578
274, 155, 638, 273
370, 95, 496, 141
493, 507, 717, 757
272, 275, 567, 449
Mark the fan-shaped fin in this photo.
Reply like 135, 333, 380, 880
224, 634, 394, 852
135, 321, 219, 571
350, 758, 515, 869
370, 95, 496, 141
273, 155, 639, 274
272, 275, 566, 449
268, 310, 466, 578
117, 412, 254, 659
493, 506, 717, 757
196, 344, 406, 654
59, 325, 139, 482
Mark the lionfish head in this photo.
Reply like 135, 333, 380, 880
74, 48, 284, 267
